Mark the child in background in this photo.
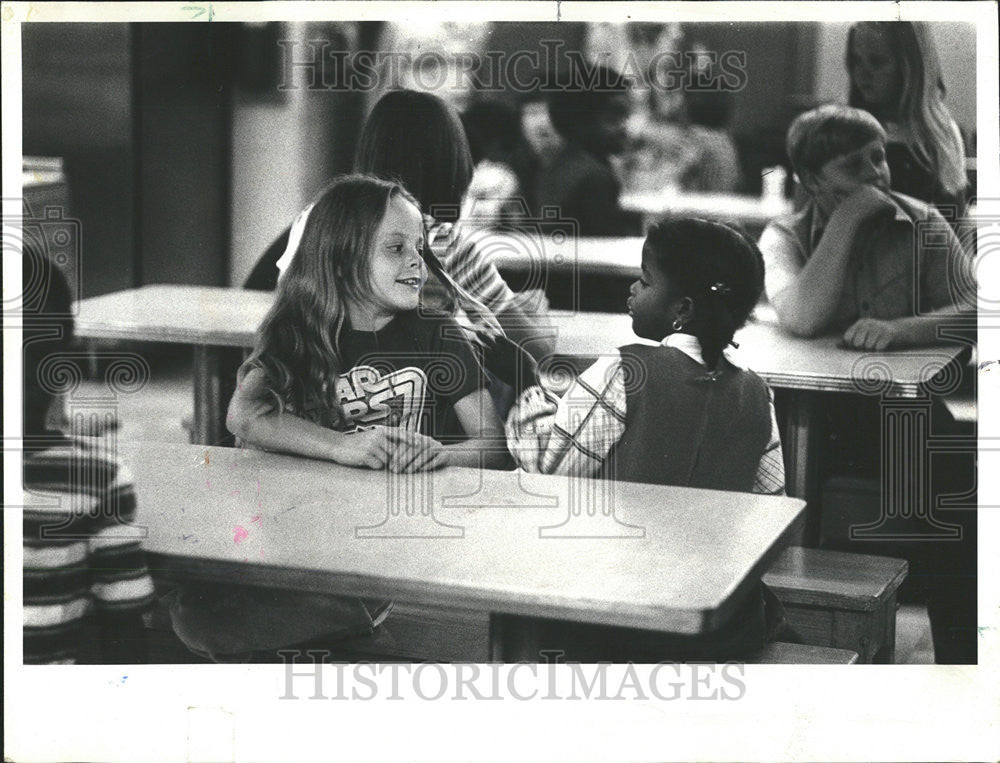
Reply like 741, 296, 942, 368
506, 219, 787, 661
170, 176, 508, 662
537, 64, 643, 237
460, 99, 528, 225
760, 104, 977, 664
624, 45, 742, 195
22, 246, 155, 663
846, 21, 968, 215
758, 104, 974, 347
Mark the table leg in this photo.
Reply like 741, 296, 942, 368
489, 614, 544, 663
781, 390, 822, 544
851, 395, 962, 540
192, 346, 224, 445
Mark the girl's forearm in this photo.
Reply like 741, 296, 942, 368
235, 411, 350, 462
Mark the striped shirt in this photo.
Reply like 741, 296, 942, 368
506, 333, 786, 495
23, 436, 156, 664
426, 220, 517, 316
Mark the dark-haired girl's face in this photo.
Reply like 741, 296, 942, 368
849, 26, 902, 113
627, 249, 686, 341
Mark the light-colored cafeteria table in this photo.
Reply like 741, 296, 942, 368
125, 440, 805, 660
76, 286, 274, 445
76, 286, 968, 511
546, 308, 970, 536
620, 190, 793, 229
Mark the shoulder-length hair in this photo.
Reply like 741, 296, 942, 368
354, 89, 473, 223
242, 174, 419, 426
847, 21, 967, 196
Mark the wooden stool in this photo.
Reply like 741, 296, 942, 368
746, 642, 859, 664
763, 546, 907, 663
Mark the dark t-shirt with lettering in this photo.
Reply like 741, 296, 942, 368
334, 311, 487, 443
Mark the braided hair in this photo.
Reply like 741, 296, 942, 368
644, 218, 765, 370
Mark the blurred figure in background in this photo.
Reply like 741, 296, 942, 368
460, 99, 530, 225
537, 64, 642, 237
622, 41, 742, 195
846, 21, 968, 216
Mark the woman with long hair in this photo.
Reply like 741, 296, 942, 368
846, 21, 968, 213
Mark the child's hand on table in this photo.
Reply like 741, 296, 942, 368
336, 426, 447, 472
841, 318, 905, 351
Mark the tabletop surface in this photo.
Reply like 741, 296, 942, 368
485, 233, 643, 276
124, 441, 804, 635
75, 285, 274, 346
619, 190, 793, 224
546, 308, 968, 398
76, 285, 967, 397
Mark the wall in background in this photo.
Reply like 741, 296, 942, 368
813, 22, 977, 144
22, 24, 134, 298
228, 22, 362, 286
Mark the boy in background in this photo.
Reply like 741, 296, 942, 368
759, 104, 974, 347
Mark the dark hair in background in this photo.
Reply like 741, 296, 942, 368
461, 100, 523, 165
785, 103, 886, 179
22, 241, 74, 437
685, 86, 735, 130
643, 218, 764, 370
243, 175, 419, 426
546, 64, 628, 142
354, 89, 474, 223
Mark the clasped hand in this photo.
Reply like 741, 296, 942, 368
339, 425, 447, 472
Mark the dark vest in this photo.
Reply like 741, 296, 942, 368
602, 344, 771, 491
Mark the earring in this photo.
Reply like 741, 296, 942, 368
672, 317, 684, 331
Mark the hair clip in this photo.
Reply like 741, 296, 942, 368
728, 339, 740, 349
709, 282, 732, 296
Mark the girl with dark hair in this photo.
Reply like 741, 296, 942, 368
508, 217, 782, 494
505, 218, 789, 661
846, 21, 968, 214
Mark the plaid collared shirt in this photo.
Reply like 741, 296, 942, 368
506, 334, 786, 495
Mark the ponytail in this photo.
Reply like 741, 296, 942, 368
699, 282, 739, 371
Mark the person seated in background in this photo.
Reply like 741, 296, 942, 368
678, 47, 743, 193
623, 44, 742, 195
460, 99, 531, 225
846, 21, 968, 218
21, 245, 155, 664
758, 104, 974, 349
761, 104, 978, 665
536, 64, 643, 237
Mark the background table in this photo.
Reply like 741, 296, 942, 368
620, 190, 792, 233
483, 233, 643, 277
124, 441, 805, 658
544, 308, 970, 542
75, 285, 273, 444
76, 286, 969, 513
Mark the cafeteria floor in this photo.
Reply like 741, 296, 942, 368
73, 342, 937, 665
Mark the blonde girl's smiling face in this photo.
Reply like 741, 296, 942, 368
364, 195, 426, 324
